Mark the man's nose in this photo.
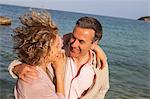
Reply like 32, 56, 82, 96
71, 39, 79, 47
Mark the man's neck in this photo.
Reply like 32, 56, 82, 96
73, 52, 90, 70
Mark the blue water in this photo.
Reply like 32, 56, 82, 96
0, 4, 149, 99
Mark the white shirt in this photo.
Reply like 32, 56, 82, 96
65, 50, 96, 99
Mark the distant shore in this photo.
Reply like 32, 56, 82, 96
0, 16, 11, 25
138, 16, 150, 22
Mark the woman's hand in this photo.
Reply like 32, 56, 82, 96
52, 50, 66, 74
91, 44, 107, 69
62, 33, 72, 48
52, 50, 66, 95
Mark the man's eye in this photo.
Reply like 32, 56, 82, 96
79, 40, 84, 44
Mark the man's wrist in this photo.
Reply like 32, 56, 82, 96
8, 60, 22, 79
13, 65, 20, 77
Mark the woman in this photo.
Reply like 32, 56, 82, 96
13, 11, 65, 99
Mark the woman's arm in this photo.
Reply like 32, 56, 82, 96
52, 51, 66, 95
91, 44, 107, 69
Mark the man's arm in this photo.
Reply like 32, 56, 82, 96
8, 60, 38, 82
8, 60, 22, 78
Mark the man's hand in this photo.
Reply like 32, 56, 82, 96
13, 63, 38, 83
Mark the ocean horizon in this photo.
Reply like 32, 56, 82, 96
0, 4, 150, 99
0, 3, 141, 20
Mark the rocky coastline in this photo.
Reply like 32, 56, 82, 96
138, 16, 150, 22
0, 16, 11, 25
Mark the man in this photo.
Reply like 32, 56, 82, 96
64, 17, 109, 99
9, 16, 109, 99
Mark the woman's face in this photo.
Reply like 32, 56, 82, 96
50, 35, 63, 61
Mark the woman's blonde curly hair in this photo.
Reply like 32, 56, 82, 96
13, 10, 59, 65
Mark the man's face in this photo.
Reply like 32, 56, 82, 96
69, 26, 95, 59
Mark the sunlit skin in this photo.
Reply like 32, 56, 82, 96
49, 35, 63, 61
69, 26, 95, 68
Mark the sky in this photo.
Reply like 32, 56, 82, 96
0, 0, 149, 19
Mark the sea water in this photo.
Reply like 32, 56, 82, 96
0, 4, 149, 99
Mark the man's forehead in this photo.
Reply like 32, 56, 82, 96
72, 32, 93, 42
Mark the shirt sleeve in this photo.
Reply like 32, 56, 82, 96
96, 62, 110, 99
8, 60, 22, 79
81, 62, 110, 99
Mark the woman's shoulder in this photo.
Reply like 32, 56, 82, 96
16, 67, 54, 92
16, 73, 55, 97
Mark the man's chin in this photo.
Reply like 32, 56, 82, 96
69, 52, 78, 58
